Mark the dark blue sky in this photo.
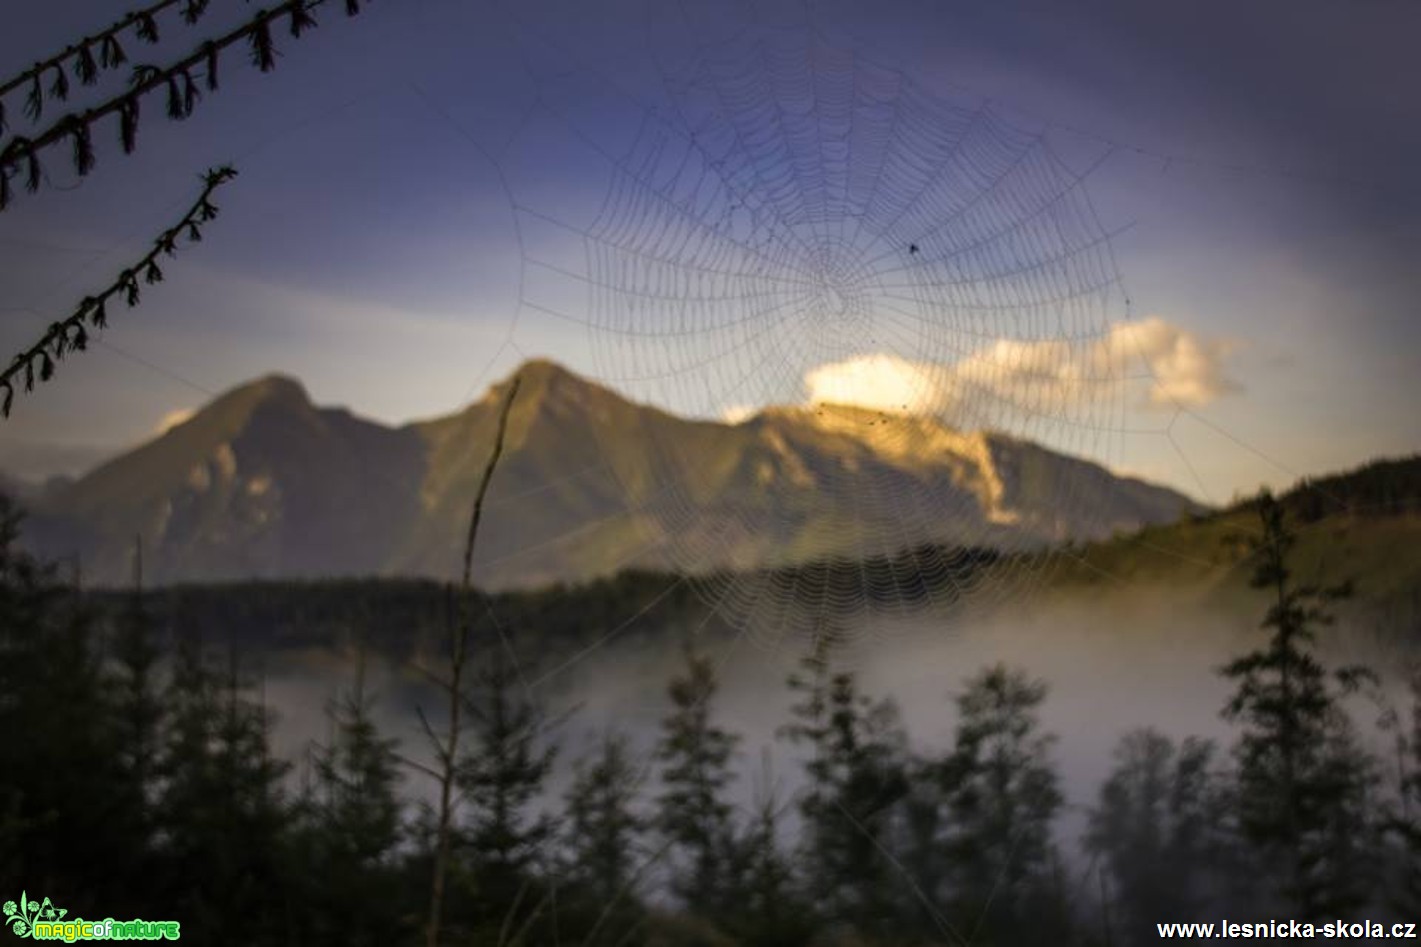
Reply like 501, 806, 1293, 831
1, 0, 1417, 500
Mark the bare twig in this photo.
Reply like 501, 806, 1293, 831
422, 374, 522, 947
463, 375, 522, 590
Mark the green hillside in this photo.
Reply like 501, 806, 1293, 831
1036, 454, 1421, 618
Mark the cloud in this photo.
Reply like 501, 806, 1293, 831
803, 353, 943, 415
720, 404, 758, 424
802, 317, 1240, 417
1103, 317, 1242, 409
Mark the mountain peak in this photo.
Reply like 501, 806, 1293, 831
428, 359, 627, 451
503, 359, 604, 398
477, 360, 632, 420
241, 373, 312, 406
201, 373, 314, 423
510, 357, 576, 383
145, 373, 318, 447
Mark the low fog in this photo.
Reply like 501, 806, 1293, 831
257, 579, 1413, 863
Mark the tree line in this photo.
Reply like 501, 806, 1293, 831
2, 490, 1420, 946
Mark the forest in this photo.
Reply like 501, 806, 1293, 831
2, 486, 1420, 947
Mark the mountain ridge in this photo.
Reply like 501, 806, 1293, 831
13, 360, 1204, 587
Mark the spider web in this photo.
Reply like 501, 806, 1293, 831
499, 27, 1139, 649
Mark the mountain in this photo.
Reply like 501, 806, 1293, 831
15, 359, 1202, 588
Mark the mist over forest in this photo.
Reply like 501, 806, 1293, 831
255, 576, 1411, 837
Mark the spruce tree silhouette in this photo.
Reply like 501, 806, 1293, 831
778, 635, 909, 940
298, 650, 405, 946
941, 664, 1064, 945
559, 731, 647, 945
1220, 490, 1379, 919
654, 643, 741, 924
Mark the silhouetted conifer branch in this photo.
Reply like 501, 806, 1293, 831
0, 0, 366, 210
0, 165, 237, 418
0, 0, 204, 134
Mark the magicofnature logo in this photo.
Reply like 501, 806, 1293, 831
4, 892, 179, 942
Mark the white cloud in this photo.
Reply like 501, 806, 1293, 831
720, 404, 758, 425
802, 316, 1240, 417
803, 353, 942, 414
1105, 317, 1241, 409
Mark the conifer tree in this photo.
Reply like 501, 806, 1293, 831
561, 731, 647, 945
940, 663, 1063, 944
154, 639, 292, 945
654, 644, 740, 922
0, 495, 132, 905
455, 640, 557, 940
301, 651, 406, 945
1086, 729, 1227, 939
892, 752, 955, 940
110, 540, 164, 842
779, 636, 909, 940
721, 762, 815, 947
1220, 491, 1379, 918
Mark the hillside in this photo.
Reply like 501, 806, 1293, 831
1035, 454, 1421, 622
